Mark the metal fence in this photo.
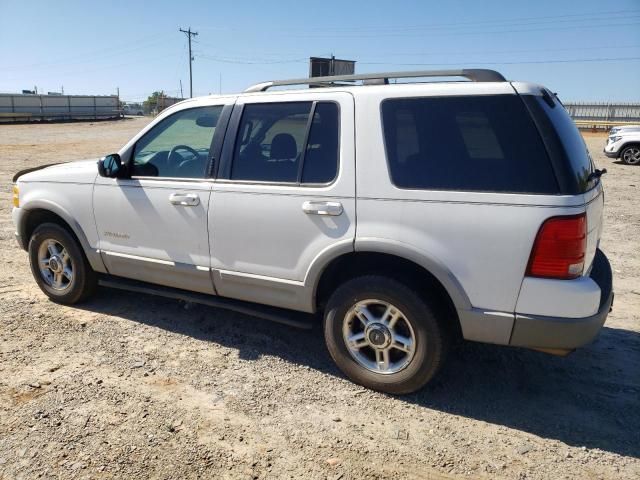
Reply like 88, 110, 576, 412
0, 94, 121, 122
565, 102, 640, 123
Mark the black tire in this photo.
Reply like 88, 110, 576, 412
620, 144, 640, 165
323, 275, 449, 395
28, 223, 97, 304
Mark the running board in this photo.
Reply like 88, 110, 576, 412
97, 276, 315, 329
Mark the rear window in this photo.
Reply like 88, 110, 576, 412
381, 95, 559, 194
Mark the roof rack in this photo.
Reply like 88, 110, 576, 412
244, 69, 506, 93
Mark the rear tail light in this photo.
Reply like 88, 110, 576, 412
526, 213, 586, 280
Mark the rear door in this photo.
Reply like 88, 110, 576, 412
208, 91, 355, 312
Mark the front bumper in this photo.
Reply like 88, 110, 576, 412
510, 249, 613, 350
603, 143, 621, 158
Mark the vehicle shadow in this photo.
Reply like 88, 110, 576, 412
612, 160, 639, 166
78, 288, 640, 459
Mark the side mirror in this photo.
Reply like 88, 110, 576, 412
98, 154, 123, 178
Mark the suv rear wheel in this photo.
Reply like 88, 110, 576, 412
28, 223, 97, 304
323, 275, 448, 394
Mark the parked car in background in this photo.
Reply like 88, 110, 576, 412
604, 130, 640, 165
12, 69, 613, 394
123, 103, 144, 116
609, 125, 640, 135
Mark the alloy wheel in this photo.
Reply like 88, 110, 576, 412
342, 299, 416, 374
37, 239, 73, 291
623, 147, 640, 165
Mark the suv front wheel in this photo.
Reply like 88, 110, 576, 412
28, 223, 97, 304
323, 276, 448, 394
621, 144, 640, 165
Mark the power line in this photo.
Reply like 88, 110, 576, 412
359, 56, 640, 67
1, 33, 171, 72
192, 44, 640, 61
196, 52, 640, 67
179, 27, 198, 98
193, 8, 640, 35
197, 53, 307, 65
287, 19, 640, 38
305, 9, 640, 32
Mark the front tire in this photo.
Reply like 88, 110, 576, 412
323, 276, 449, 395
621, 145, 640, 165
28, 223, 97, 304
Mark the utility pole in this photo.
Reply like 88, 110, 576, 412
179, 27, 198, 98
180, 79, 184, 99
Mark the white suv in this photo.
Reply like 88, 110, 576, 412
12, 69, 613, 394
604, 129, 640, 165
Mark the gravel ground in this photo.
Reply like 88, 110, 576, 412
0, 118, 638, 480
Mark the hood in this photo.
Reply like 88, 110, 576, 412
14, 159, 100, 184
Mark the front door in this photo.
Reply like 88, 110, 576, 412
94, 103, 229, 294
209, 92, 355, 311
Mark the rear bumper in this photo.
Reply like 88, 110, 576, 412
510, 249, 613, 350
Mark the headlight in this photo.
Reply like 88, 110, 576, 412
12, 185, 19, 208
611, 136, 622, 143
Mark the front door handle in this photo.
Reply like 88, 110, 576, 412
302, 201, 343, 216
169, 193, 200, 206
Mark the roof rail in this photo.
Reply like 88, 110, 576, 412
244, 69, 506, 93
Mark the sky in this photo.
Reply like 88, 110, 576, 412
1, 0, 639, 103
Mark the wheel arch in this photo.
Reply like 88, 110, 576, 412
620, 142, 640, 159
311, 243, 470, 338
18, 203, 106, 273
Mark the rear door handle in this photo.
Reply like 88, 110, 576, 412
302, 201, 343, 216
169, 193, 200, 206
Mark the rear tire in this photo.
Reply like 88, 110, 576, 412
323, 275, 449, 395
621, 145, 640, 165
28, 223, 97, 304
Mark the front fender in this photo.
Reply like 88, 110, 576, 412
16, 198, 107, 274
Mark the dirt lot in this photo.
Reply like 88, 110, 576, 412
0, 118, 638, 479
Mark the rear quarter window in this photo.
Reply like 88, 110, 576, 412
381, 95, 559, 194
521, 93, 595, 193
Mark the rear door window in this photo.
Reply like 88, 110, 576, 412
301, 102, 340, 184
381, 95, 559, 194
230, 101, 339, 184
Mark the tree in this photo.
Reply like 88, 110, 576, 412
143, 91, 164, 114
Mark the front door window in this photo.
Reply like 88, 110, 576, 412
132, 106, 222, 179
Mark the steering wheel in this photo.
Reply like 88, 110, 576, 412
167, 145, 200, 171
